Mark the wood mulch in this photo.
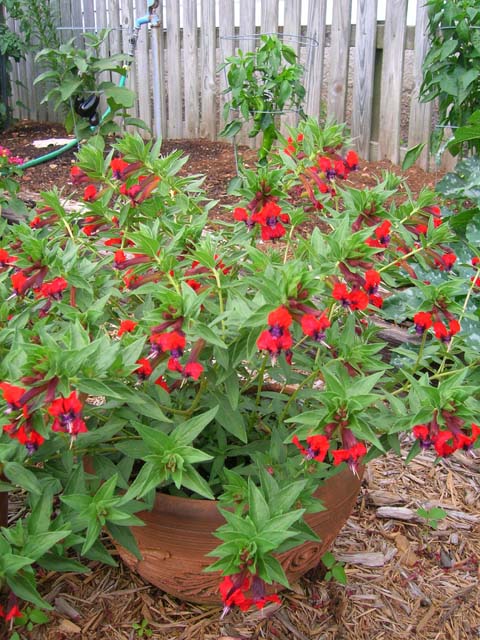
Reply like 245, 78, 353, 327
21, 448, 479, 640
2, 121, 477, 640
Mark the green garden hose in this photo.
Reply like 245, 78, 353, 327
16, 74, 128, 171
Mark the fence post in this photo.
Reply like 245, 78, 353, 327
378, 0, 408, 164
352, 0, 377, 160
408, 1, 432, 170
304, 0, 326, 120
327, 0, 352, 125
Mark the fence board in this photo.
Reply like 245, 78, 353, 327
164, 0, 181, 137
282, 0, 302, 133
379, 0, 408, 164
237, 0, 256, 146
239, 0, 256, 52
304, 0, 327, 119
121, 1, 140, 131
83, 0, 95, 30
199, 0, 216, 139
261, 0, 279, 35
407, 1, 432, 170
183, 0, 199, 137
70, 0, 83, 31
135, 3, 152, 133
218, 0, 235, 117
327, 0, 352, 124
150, 0, 166, 138
352, 0, 377, 158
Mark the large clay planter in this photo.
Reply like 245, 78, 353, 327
116, 466, 363, 604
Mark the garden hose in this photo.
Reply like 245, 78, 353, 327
6, 0, 158, 174
16, 74, 128, 171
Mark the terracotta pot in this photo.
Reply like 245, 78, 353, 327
116, 466, 363, 604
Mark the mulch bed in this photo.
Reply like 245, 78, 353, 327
2, 121, 478, 640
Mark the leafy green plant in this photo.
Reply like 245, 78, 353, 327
220, 35, 306, 162
132, 618, 153, 638
321, 551, 347, 584
0, 0, 59, 130
0, 123, 478, 624
34, 30, 140, 140
417, 506, 447, 530
421, 0, 480, 154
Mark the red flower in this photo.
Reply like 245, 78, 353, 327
251, 201, 290, 241
0, 382, 25, 411
433, 319, 460, 342
114, 250, 127, 267
415, 223, 428, 235
284, 137, 296, 156
118, 319, 138, 337
334, 159, 346, 179
424, 205, 441, 217
0, 248, 17, 268
4, 423, 44, 450
301, 313, 330, 341
70, 165, 89, 185
472, 256, 480, 266
413, 311, 432, 334
154, 376, 170, 392
435, 252, 457, 271
150, 330, 186, 357
267, 306, 292, 331
318, 156, 335, 179
5, 603, 22, 622
293, 434, 330, 462
83, 184, 98, 202
434, 430, 456, 457
167, 356, 183, 373
366, 220, 391, 248
332, 282, 350, 306
110, 157, 129, 179
11, 271, 28, 295
233, 207, 248, 222
333, 283, 368, 310
257, 329, 293, 357
349, 289, 369, 311
332, 442, 367, 474
412, 423, 432, 449
363, 270, 380, 295
345, 150, 359, 170
186, 278, 201, 292
183, 361, 203, 380
219, 575, 252, 613
135, 358, 152, 379
38, 277, 68, 300
48, 391, 87, 437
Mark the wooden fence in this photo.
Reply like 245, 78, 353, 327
7, 0, 439, 170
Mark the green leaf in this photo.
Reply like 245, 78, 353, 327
174, 406, 219, 446
402, 143, 426, 171
107, 523, 142, 559
248, 480, 270, 528
104, 85, 136, 108
3, 462, 41, 495
6, 573, 52, 610
219, 120, 243, 138
181, 466, 215, 499
22, 531, 71, 562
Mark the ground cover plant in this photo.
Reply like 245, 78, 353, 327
0, 116, 479, 634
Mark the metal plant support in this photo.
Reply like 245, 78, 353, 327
219, 32, 318, 172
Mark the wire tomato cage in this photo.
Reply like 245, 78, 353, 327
219, 31, 318, 171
